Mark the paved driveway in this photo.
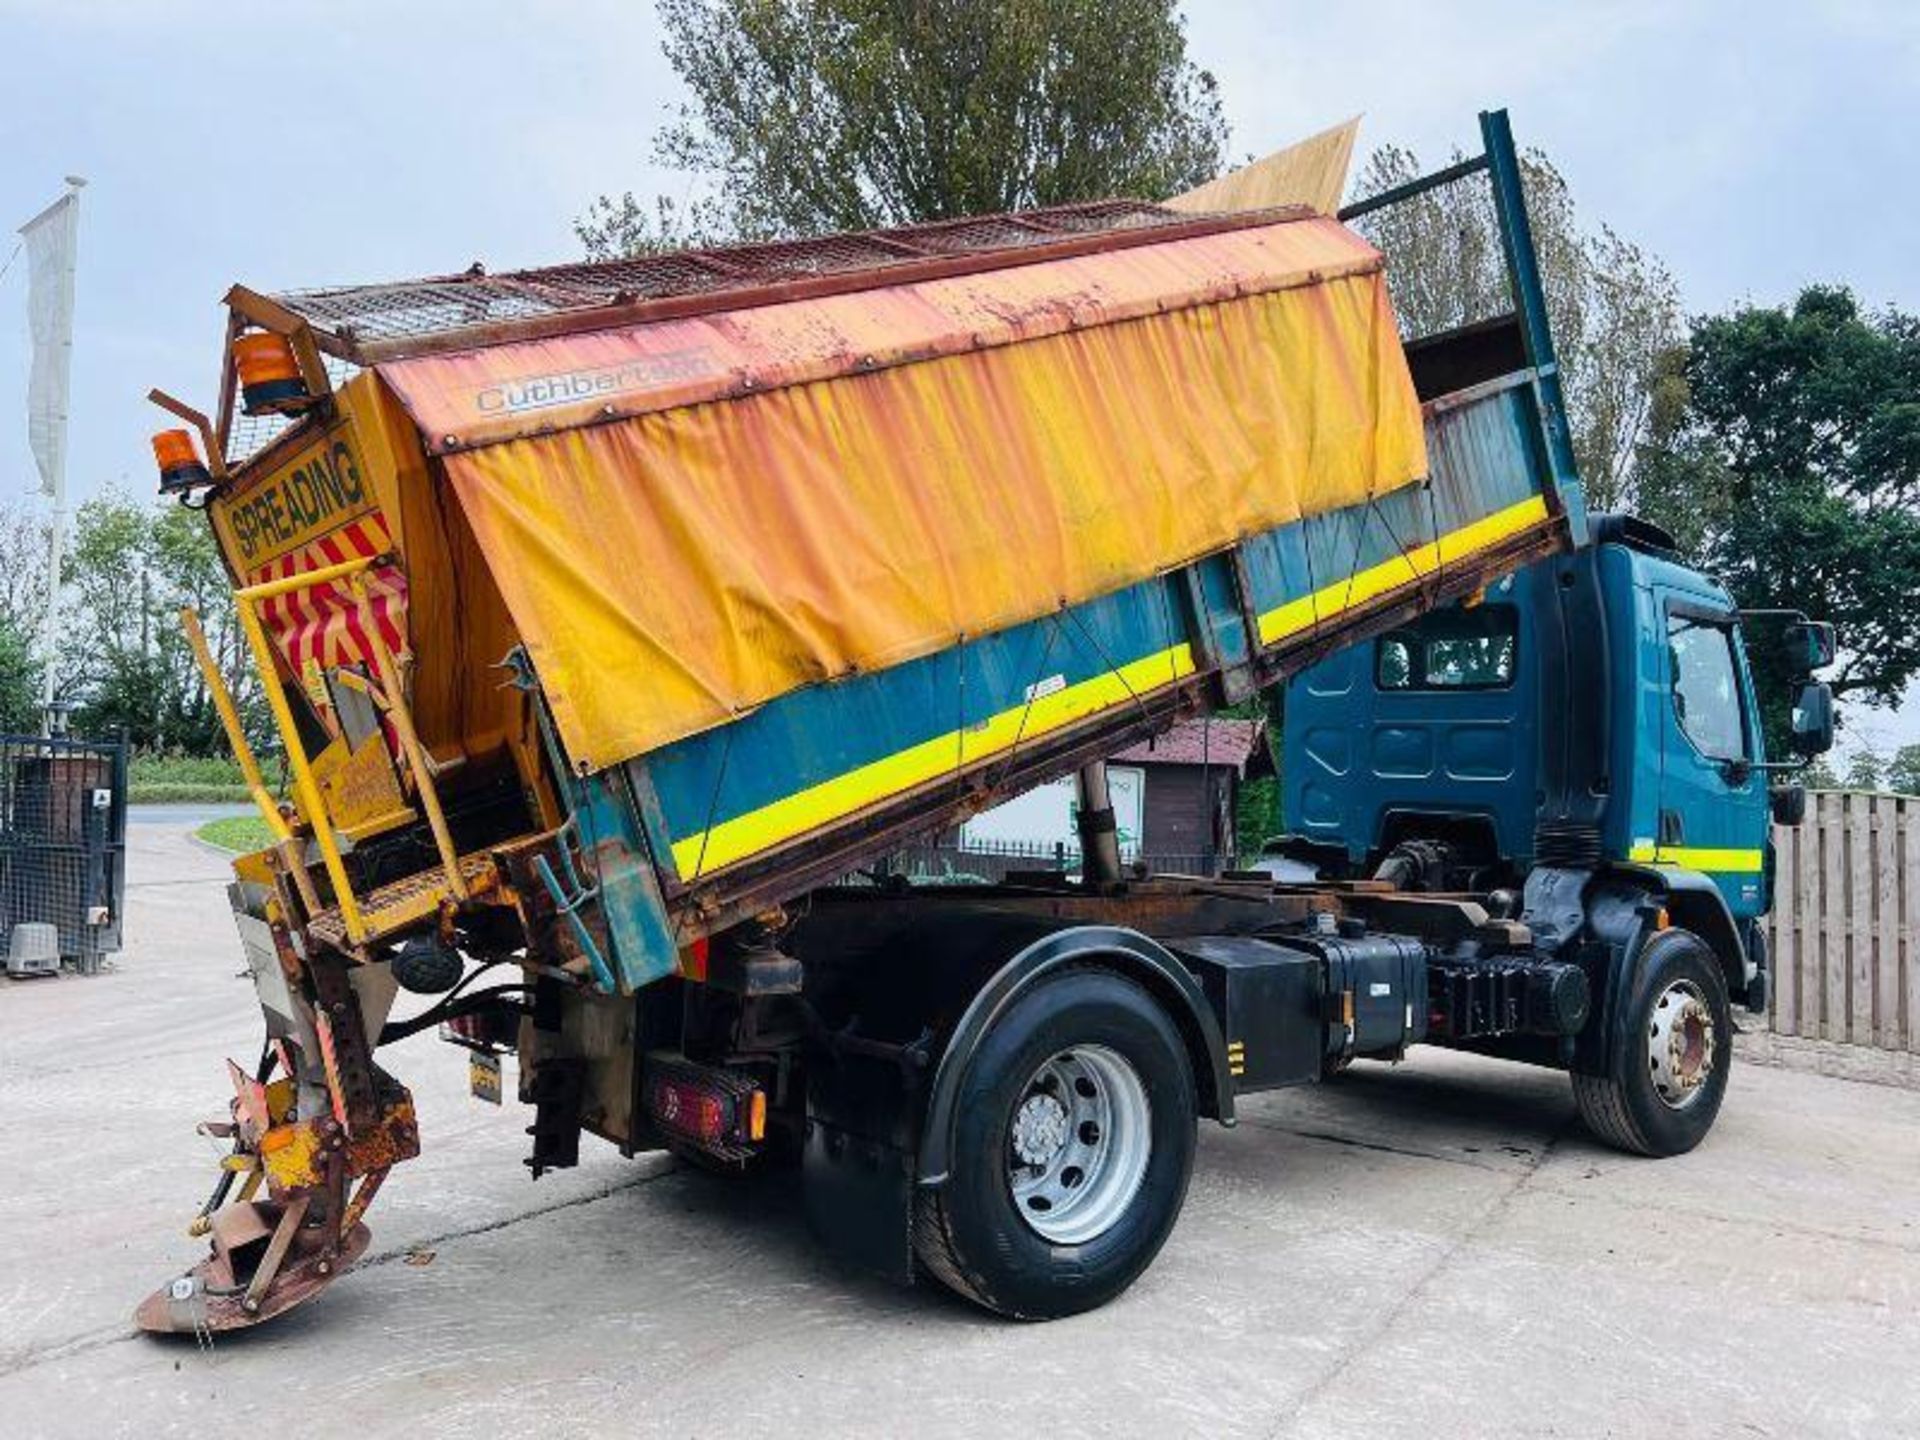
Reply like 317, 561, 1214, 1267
126, 802, 251, 829
1, 820, 1914, 1438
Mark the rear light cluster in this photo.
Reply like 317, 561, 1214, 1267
643, 1054, 766, 1162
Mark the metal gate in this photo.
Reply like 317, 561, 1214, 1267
0, 733, 128, 975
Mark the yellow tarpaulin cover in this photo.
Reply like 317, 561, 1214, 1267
378, 215, 1427, 771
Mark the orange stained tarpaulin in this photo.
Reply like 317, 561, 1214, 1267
376, 214, 1429, 771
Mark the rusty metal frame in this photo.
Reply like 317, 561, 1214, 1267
278, 205, 1314, 368
216, 285, 337, 462
214, 308, 244, 461
241, 1192, 311, 1314
145, 388, 229, 481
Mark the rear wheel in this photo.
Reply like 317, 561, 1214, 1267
913, 968, 1196, 1318
1572, 928, 1731, 1157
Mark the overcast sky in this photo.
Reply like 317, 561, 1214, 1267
2, 0, 1916, 747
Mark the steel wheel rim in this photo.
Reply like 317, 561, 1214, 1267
1006, 1044, 1152, 1245
1648, 978, 1716, 1110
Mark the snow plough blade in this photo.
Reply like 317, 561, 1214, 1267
136, 1044, 416, 1335
135, 1200, 374, 1335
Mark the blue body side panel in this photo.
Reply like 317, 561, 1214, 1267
642, 574, 1191, 880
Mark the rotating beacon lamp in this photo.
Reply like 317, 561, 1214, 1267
232, 331, 312, 415
149, 428, 212, 496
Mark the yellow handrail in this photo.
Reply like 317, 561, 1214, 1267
180, 606, 291, 846
231, 559, 374, 944
217, 548, 471, 947
236, 553, 385, 604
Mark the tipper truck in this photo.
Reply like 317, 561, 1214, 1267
136, 110, 1834, 1334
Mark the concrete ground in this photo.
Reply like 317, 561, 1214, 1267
1, 819, 1915, 1440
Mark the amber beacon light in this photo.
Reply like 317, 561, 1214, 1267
233, 331, 311, 415
151, 429, 212, 495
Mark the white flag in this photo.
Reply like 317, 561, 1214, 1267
20, 187, 81, 499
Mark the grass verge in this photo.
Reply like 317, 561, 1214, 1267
196, 814, 274, 853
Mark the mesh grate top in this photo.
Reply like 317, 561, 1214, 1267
271, 200, 1209, 359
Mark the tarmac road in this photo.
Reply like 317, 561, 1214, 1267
0, 819, 1914, 1439
126, 801, 251, 829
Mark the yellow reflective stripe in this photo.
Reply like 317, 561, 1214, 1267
671, 492, 1550, 879
1626, 842, 1765, 873
670, 643, 1195, 878
1257, 494, 1550, 646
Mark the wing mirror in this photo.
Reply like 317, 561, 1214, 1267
1770, 783, 1807, 827
1784, 619, 1836, 673
1790, 680, 1835, 758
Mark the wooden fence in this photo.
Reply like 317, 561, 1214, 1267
1767, 790, 1919, 1053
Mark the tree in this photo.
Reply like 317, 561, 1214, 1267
63, 491, 267, 756
0, 504, 50, 728
1843, 745, 1885, 792
0, 504, 51, 645
0, 620, 42, 733
1348, 144, 1683, 514
1888, 743, 1920, 798
1799, 757, 1837, 789
1624, 345, 1734, 559
1653, 287, 1920, 752
579, 0, 1229, 256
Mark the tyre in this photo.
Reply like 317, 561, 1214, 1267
1572, 928, 1732, 1157
913, 967, 1196, 1319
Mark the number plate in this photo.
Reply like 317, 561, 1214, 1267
468, 1051, 503, 1105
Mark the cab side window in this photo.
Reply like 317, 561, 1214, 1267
1667, 614, 1747, 762
1376, 604, 1517, 691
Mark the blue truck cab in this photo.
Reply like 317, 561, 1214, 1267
1281, 514, 1834, 1011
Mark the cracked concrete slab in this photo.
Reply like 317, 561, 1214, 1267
1, 820, 1913, 1439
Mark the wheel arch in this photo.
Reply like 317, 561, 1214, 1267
916, 923, 1233, 1186
1607, 862, 1750, 1001
1575, 865, 1745, 1080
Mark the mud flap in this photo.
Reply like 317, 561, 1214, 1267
801, 1039, 922, 1286
802, 1119, 915, 1285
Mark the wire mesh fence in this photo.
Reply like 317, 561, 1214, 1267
272, 200, 1191, 358
0, 733, 128, 977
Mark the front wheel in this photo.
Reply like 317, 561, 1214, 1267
1572, 928, 1732, 1157
913, 967, 1196, 1318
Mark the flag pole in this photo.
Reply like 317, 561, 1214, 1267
34, 177, 84, 735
